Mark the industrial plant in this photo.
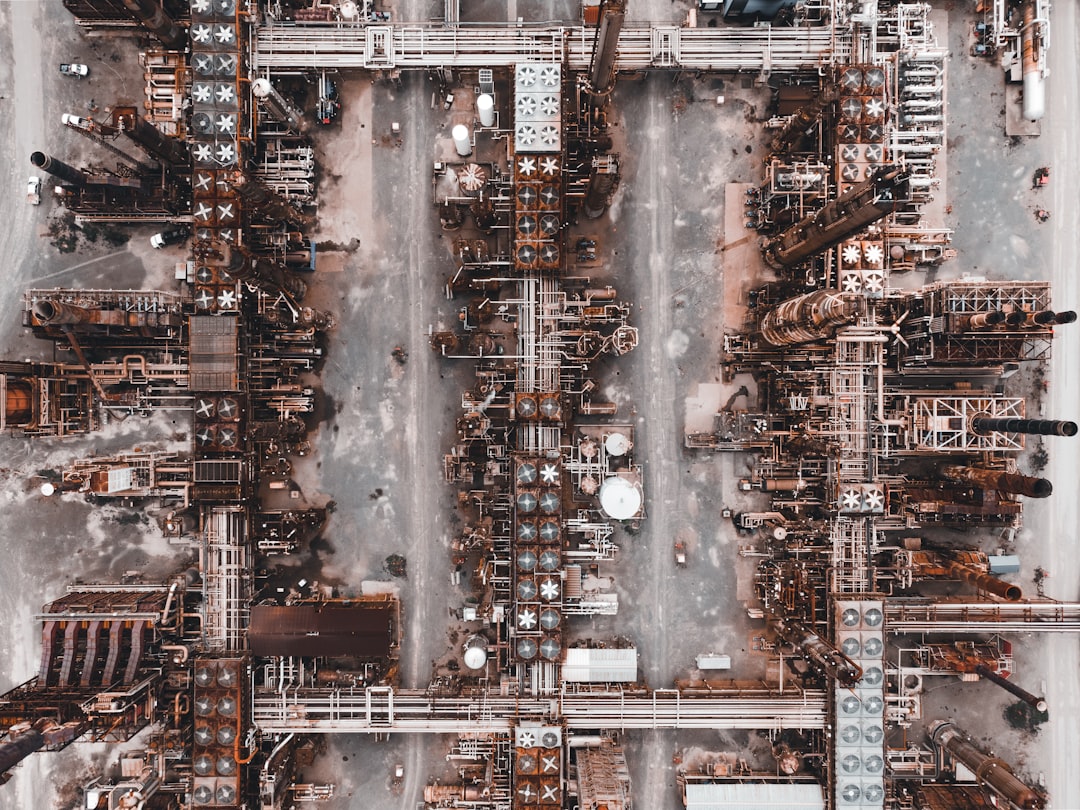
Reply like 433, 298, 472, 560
0, 0, 1073, 808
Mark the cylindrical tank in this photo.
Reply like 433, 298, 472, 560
946, 561, 1022, 601
32, 300, 92, 326
476, 94, 495, 127
424, 785, 485, 802
974, 664, 1048, 713
120, 0, 187, 49
941, 465, 1052, 498
929, 721, 1043, 809
1020, 2, 1045, 121
588, 0, 626, 96
252, 78, 310, 134
971, 417, 1078, 437
452, 124, 472, 157
462, 636, 488, 670
31, 151, 89, 186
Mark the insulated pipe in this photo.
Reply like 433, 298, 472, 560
31, 152, 89, 186
32, 300, 92, 325
941, 465, 1052, 498
124, 116, 188, 165
974, 664, 1048, 713
120, 0, 187, 49
930, 721, 1043, 809
946, 561, 1022, 601
971, 417, 1078, 437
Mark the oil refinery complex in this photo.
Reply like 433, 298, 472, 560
0, 0, 1071, 809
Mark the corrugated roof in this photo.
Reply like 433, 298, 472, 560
684, 782, 824, 810
562, 647, 637, 683
249, 602, 392, 658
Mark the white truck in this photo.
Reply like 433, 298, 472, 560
27, 176, 41, 205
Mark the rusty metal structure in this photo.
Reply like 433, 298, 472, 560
0, 0, 1070, 809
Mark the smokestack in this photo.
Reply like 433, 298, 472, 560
30, 152, 89, 186
1005, 310, 1027, 326
946, 560, 1022, 601
973, 665, 1048, 713
1029, 310, 1057, 326
941, 465, 1052, 498
120, 0, 187, 49
971, 417, 1078, 437
1054, 310, 1077, 324
124, 116, 188, 165
929, 721, 1043, 809
31, 300, 93, 326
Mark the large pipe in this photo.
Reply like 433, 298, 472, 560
971, 417, 1078, 437
0, 727, 45, 774
973, 664, 1048, 713
587, 0, 626, 98
946, 561, 1022, 601
941, 465, 1052, 498
929, 721, 1043, 809
119, 0, 187, 49
763, 166, 910, 268
772, 618, 862, 687
123, 116, 188, 165
31, 300, 93, 326
30, 152, 89, 187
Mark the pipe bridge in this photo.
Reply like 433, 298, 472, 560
251, 22, 843, 72
252, 686, 827, 733
886, 600, 1080, 633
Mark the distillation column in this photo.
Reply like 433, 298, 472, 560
772, 618, 862, 687
30, 152, 90, 187
119, 0, 188, 50
941, 465, 1052, 498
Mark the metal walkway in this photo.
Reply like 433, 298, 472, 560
252, 687, 827, 733
252, 22, 843, 72
886, 600, 1080, 633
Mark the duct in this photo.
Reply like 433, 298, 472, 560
30, 151, 89, 187
941, 465, 1052, 498
123, 116, 189, 165
929, 721, 1043, 809
945, 561, 1021, 601
970, 417, 1077, 437
119, 0, 187, 49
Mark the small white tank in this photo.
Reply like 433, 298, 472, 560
452, 124, 472, 157
463, 635, 488, 670
477, 94, 495, 127
251, 78, 273, 98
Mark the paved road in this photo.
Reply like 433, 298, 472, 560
1042, 1, 1080, 806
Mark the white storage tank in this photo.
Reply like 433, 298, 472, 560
452, 124, 472, 156
477, 94, 495, 127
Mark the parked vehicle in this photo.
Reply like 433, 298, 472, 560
27, 176, 41, 206
61, 113, 93, 130
59, 63, 89, 78
1032, 166, 1049, 188
150, 227, 188, 249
